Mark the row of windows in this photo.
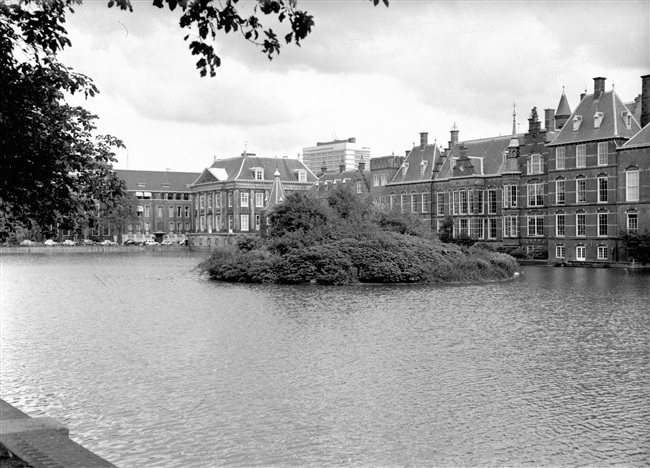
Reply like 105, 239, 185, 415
134, 192, 191, 201
385, 192, 430, 213
555, 143, 609, 170
126, 222, 191, 234
442, 218, 499, 240
197, 214, 262, 232
555, 244, 610, 261
138, 205, 191, 218
372, 174, 389, 187
197, 191, 268, 210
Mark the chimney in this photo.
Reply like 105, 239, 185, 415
420, 132, 428, 148
450, 123, 459, 147
642, 74, 650, 128
544, 109, 555, 131
348, 137, 356, 143
320, 160, 327, 177
594, 77, 606, 99
358, 158, 366, 171
339, 159, 346, 173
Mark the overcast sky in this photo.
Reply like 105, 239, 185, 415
60, 0, 649, 173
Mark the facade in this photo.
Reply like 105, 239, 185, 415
115, 169, 199, 244
546, 77, 643, 264
302, 137, 371, 175
189, 153, 317, 249
310, 158, 373, 199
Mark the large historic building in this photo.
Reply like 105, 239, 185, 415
188, 153, 317, 249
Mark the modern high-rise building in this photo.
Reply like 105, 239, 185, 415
302, 137, 371, 175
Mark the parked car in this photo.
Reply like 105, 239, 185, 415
62, 239, 76, 246
123, 239, 138, 246
161, 240, 174, 246
100, 240, 116, 246
44, 239, 58, 246
144, 240, 159, 246
20, 239, 35, 246
82, 239, 95, 246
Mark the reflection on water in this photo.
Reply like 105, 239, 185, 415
1, 252, 649, 467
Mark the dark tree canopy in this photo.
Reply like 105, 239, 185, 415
0, 0, 126, 239
108, 0, 389, 77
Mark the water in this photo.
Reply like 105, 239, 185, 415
1, 251, 649, 467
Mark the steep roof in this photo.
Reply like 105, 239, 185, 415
264, 169, 286, 211
390, 144, 440, 184
549, 90, 641, 146
114, 169, 200, 192
556, 91, 572, 118
192, 154, 317, 186
437, 135, 516, 179
620, 123, 650, 149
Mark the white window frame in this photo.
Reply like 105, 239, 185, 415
356, 181, 363, 194
556, 179, 565, 205
556, 147, 565, 170
380, 174, 387, 186
527, 215, 544, 237
576, 178, 586, 203
626, 169, 639, 202
437, 193, 444, 216
556, 245, 566, 259
255, 192, 264, 208
240, 214, 249, 232
241, 192, 249, 208
576, 213, 586, 237
597, 142, 608, 166
627, 213, 638, 232
598, 212, 607, 237
373, 174, 379, 187
597, 176, 608, 203
576, 245, 586, 261
422, 192, 429, 213
597, 246, 608, 260
487, 189, 497, 214
527, 183, 544, 207
527, 154, 542, 175
576, 144, 586, 168
556, 214, 565, 237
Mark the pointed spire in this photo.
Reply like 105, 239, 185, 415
264, 166, 286, 211
509, 102, 519, 149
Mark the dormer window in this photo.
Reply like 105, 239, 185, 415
250, 168, 264, 180
621, 111, 632, 130
573, 115, 583, 132
292, 169, 306, 182
594, 112, 604, 129
137, 183, 146, 189
401, 163, 409, 176
420, 160, 428, 175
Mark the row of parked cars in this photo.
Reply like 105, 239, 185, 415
19, 239, 188, 247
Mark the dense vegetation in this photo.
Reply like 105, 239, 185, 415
620, 229, 650, 264
198, 187, 518, 285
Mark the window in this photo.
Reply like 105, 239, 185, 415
576, 213, 586, 236
473, 218, 484, 239
556, 245, 566, 259
157, 206, 163, 217
576, 245, 586, 261
176, 222, 182, 232
207, 194, 213, 209
594, 112, 604, 129
556, 214, 565, 237
169, 206, 174, 218
503, 185, 517, 208
135, 223, 142, 234
488, 189, 497, 214
215, 192, 221, 208
207, 215, 212, 232
168, 221, 175, 232
199, 216, 205, 231
401, 163, 409, 176
573, 115, 583, 132
400, 193, 408, 213
556, 179, 565, 205
184, 222, 190, 231
298, 171, 307, 182
503, 215, 518, 237
598, 213, 607, 236
241, 192, 249, 207
597, 142, 608, 165
437, 193, 445, 216
488, 219, 498, 239
598, 177, 608, 203
420, 160, 428, 175
626, 169, 639, 201
356, 181, 363, 194
227, 215, 233, 232
199, 195, 205, 209
184, 206, 190, 218
255, 192, 264, 208
254, 169, 264, 180
528, 154, 542, 174
228, 193, 233, 207
459, 218, 469, 236
576, 178, 586, 203
144, 205, 151, 218
527, 215, 544, 237
597, 246, 608, 260
452, 191, 459, 215
459, 191, 468, 214
373, 175, 379, 187
411, 192, 420, 213
421, 192, 429, 213
389, 193, 396, 209
214, 215, 220, 231
255, 215, 261, 230
477, 190, 484, 214
556, 147, 565, 170
527, 183, 544, 207
144, 222, 150, 233
381, 174, 387, 186
241, 214, 249, 231
576, 144, 586, 168
627, 213, 638, 232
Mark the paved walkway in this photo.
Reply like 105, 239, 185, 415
0, 399, 116, 468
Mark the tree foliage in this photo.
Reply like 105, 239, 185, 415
108, 0, 389, 77
0, 0, 126, 239
620, 229, 650, 264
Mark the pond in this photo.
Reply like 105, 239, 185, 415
1, 251, 648, 467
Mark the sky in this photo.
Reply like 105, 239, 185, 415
60, 0, 650, 173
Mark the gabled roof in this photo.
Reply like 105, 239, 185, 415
390, 144, 440, 184
549, 90, 641, 146
437, 135, 516, 179
115, 169, 200, 192
192, 154, 317, 186
619, 123, 650, 149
